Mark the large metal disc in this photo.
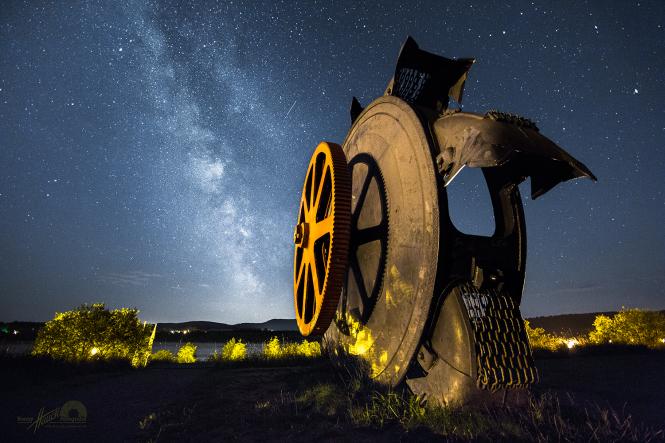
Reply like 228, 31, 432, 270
325, 96, 439, 385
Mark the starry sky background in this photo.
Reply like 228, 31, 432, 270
1, 0, 664, 323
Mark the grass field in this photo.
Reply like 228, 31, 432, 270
1, 348, 664, 442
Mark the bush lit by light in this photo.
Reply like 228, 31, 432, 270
263, 336, 321, 359
290, 340, 321, 358
588, 308, 665, 348
524, 320, 563, 351
150, 349, 176, 362
264, 336, 281, 358
32, 303, 156, 367
526, 308, 665, 352
176, 342, 197, 363
208, 338, 247, 362
223, 338, 246, 361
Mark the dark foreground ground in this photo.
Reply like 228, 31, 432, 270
1, 350, 664, 442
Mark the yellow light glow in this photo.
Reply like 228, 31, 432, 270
349, 329, 374, 356
379, 350, 388, 364
90, 347, 99, 356
660, 338, 665, 344
566, 339, 578, 349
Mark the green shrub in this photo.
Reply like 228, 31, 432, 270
588, 308, 665, 347
32, 303, 156, 367
176, 342, 197, 363
150, 349, 175, 362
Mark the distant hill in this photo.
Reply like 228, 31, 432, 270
153, 318, 299, 342
156, 321, 235, 332
156, 318, 298, 332
234, 319, 298, 331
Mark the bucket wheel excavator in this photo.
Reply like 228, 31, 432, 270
293, 37, 596, 405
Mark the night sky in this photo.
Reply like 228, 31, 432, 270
1, 1, 664, 323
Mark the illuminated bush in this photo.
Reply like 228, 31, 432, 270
176, 342, 197, 363
287, 340, 321, 357
588, 308, 665, 348
524, 320, 564, 351
212, 338, 246, 361
150, 349, 176, 362
263, 336, 321, 358
32, 303, 156, 367
264, 336, 281, 358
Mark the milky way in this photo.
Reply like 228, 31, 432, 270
1, 1, 664, 322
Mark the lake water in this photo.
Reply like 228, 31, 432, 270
2, 341, 265, 361
1, 341, 33, 355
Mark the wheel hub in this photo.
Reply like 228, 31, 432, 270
293, 222, 308, 247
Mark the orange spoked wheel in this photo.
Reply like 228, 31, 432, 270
294, 142, 351, 336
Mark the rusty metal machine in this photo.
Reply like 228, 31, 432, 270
293, 37, 595, 405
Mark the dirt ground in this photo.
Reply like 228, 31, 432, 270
1, 350, 664, 442
533, 351, 665, 427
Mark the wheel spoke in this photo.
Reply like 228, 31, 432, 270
314, 164, 330, 210
355, 223, 386, 245
311, 216, 333, 241
295, 256, 306, 286
302, 262, 310, 317
310, 255, 321, 304
310, 164, 317, 213
353, 172, 372, 222
305, 164, 314, 214
349, 252, 370, 305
